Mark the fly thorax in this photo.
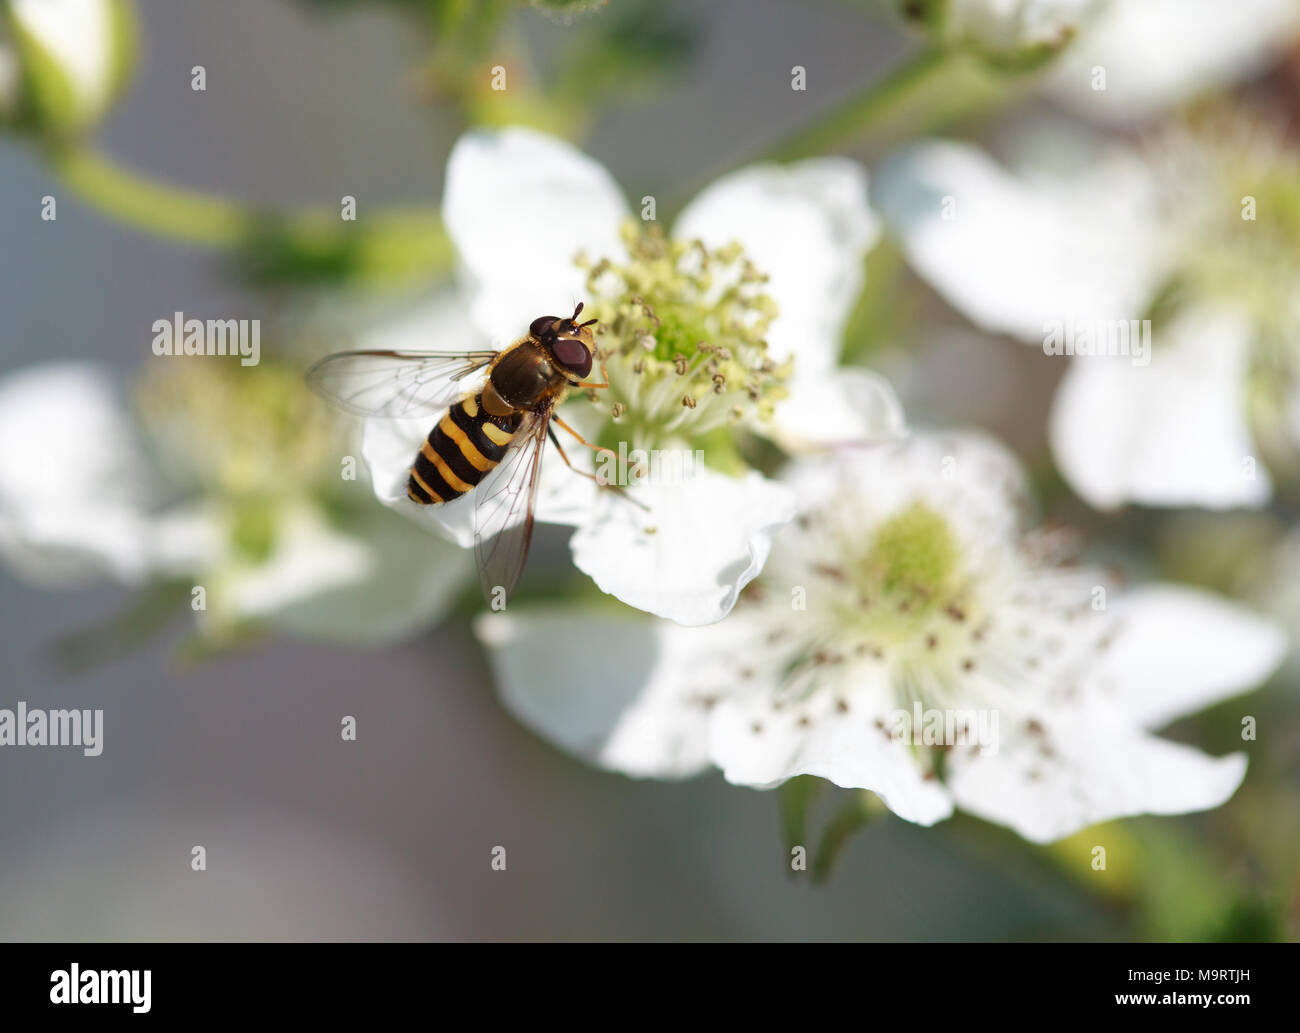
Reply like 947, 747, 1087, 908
575, 221, 791, 463
490, 343, 558, 410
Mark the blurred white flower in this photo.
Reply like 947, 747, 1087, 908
0, 363, 178, 583
477, 431, 1286, 843
892, 0, 1103, 66
873, 118, 1300, 510
361, 127, 904, 626
1047, 0, 1300, 125
0, 0, 135, 133
895, 0, 1298, 98
0, 362, 470, 644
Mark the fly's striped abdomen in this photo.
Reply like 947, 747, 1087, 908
406, 393, 522, 505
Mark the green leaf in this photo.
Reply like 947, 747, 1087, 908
47, 580, 191, 674
230, 209, 453, 286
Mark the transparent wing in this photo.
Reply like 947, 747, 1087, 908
305, 349, 497, 419
474, 404, 552, 603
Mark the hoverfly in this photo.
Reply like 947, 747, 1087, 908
307, 303, 620, 603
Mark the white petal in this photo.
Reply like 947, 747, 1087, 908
0, 508, 151, 586
443, 128, 628, 344
210, 504, 374, 624
360, 413, 590, 548
0, 363, 149, 506
1092, 584, 1286, 729
260, 505, 472, 643
1048, 0, 1300, 125
771, 368, 907, 451
569, 468, 797, 626
782, 429, 1033, 547
146, 504, 225, 576
1049, 307, 1269, 510
873, 139, 1159, 341
673, 159, 879, 376
360, 413, 484, 547
476, 610, 716, 778
355, 289, 485, 354
11, 0, 116, 113
0, 363, 157, 583
708, 687, 955, 827
947, 703, 1247, 843
360, 415, 438, 511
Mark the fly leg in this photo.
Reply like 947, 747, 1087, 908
575, 353, 611, 391
547, 419, 648, 511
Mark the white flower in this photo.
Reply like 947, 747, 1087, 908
1046, 0, 1300, 125
0, 362, 470, 644
892, 0, 1103, 66
873, 118, 1300, 510
1, 0, 135, 133
896, 0, 1300, 104
360, 127, 903, 626
476, 431, 1286, 843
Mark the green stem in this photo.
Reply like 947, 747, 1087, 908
812, 791, 875, 884
664, 47, 959, 219
50, 147, 255, 246
47, 579, 191, 674
763, 47, 953, 164
777, 774, 823, 868
49, 146, 454, 284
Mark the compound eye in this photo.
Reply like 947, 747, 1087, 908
552, 337, 592, 378
530, 316, 559, 340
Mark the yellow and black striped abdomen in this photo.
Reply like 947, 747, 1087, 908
406, 393, 522, 505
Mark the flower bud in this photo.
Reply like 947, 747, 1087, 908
1, 0, 137, 136
894, 0, 1101, 71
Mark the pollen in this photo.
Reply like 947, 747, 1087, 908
577, 221, 791, 450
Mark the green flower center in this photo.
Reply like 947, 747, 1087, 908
747, 500, 988, 717
575, 221, 791, 462
802, 500, 985, 673
1155, 114, 1300, 349
134, 361, 340, 504
862, 501, 960, 603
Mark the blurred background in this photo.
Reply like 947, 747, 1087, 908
0, 0, 1297, 941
